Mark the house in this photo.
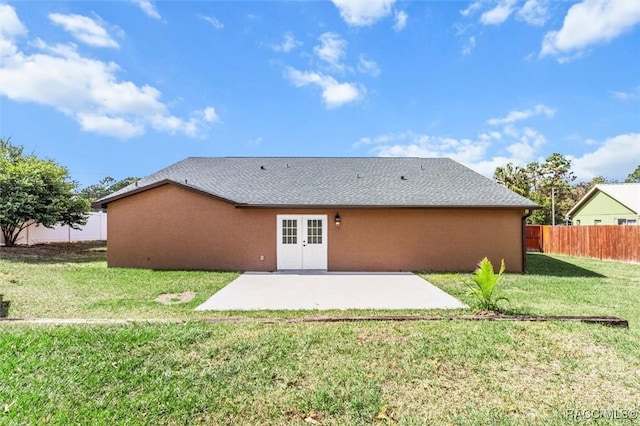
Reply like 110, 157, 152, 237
568, 183, 640, 226
94, 157, 538, 272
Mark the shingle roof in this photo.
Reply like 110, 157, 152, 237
568, 183, 640, 217
95, 157, 538, 209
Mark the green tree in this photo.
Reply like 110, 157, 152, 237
0, 138, 89, 246
494, 153, 576, 225
534, 153, 576, 225
625, 165, 640, 183
493, 163, 530, 197
80, 176, 139, 209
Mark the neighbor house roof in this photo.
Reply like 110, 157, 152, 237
94, 157, 538, 209
567, 183, 640, 217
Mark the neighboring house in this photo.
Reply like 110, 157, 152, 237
568, 183, 640, 226
94, 157, 538, 272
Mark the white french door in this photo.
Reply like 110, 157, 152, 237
276, 215, 327, 270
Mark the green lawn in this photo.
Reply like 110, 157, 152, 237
0, 242, 239, 319
1, 243, 639, 424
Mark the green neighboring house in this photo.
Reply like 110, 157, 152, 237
568, 183, 640, 225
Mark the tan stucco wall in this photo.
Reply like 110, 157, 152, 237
107, 184, 526, 272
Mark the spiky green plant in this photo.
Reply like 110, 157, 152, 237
466, 257, 509, 312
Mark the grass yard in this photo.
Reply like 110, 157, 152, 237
1, 242, 640, 424
0, 242, 239, 319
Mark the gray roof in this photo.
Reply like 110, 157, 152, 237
95, 157, 538, 209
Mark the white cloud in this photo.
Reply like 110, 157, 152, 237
77, 113, 144, 139
487, 104, 556, 126
131, 0, 161, 20
269, 32, 301, 53
314, 32, 347, 71
517, 0, 548, 26
610, 86, 640, 101
0, 6, 216, 139
49, 13, 119, 48
393, 10, 408, 31
353, 121, 549, 178
286, 67, 362, 108
462, 36, 476, 55
503, 127, 547, 162
358, 54, 380, 77
331, 0, 395, 26
480, 0, 517, 25
355, 131, 499, 175
570, 133, 640, 181
353, 112, 638, 183
375, 134, 490, 166
355, 129, 640, 182
541, 0, 640, 61
201, 107, 218, 123
0, 37, 16, 57
363, 131, 542, 177
0, 3, 27, 56
0, 4, 27, 37
200, 15, 223, 30
461, 1, 482, 17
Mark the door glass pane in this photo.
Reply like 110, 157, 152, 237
282, 219, 297, 244
307, 219, 322, 244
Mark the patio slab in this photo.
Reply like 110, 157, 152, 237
195, 271, 466, 311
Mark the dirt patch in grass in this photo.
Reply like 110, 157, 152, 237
154, 291, 196, 305
0, 241, 106, 263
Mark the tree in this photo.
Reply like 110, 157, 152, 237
625, 165, 640, 183
494, 153, 576, 225
493, 163, 530, 197
0, 138, 89, 246
80, 176, 139, 209
533, 153, 577, 225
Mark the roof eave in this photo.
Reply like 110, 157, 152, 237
235, 203, 539, 210
567, 185, 601, 218
567, 184, 640, 217
92, 179, 239, 209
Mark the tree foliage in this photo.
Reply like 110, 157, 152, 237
494, 153, 576, 224
625, 165, 640, 183
80, 176, 139, 209
493, 163, 529, 197
0, 138, 89, 246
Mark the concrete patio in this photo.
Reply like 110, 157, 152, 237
195, 271, 466, 311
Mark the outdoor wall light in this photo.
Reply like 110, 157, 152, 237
335, 213, 341, 228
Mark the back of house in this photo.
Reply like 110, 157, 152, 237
95, 157, 538, 272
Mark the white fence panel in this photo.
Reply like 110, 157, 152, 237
1, 212, 107, 245
69, 212, 107, 242
27, 224, 71, 244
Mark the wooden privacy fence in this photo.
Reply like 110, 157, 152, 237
531, 225, 640, 263
525, 225, 543, 252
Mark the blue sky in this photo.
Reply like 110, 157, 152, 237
1, 0, 639, 188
